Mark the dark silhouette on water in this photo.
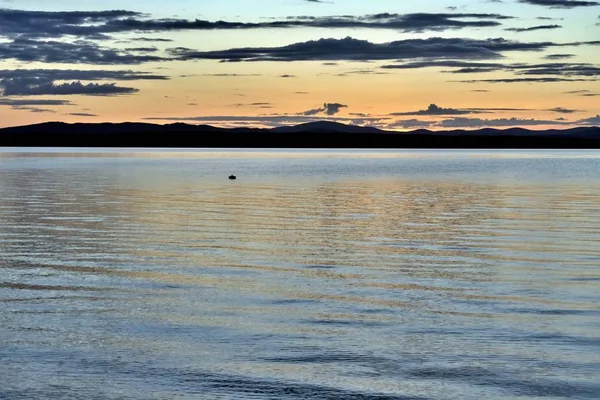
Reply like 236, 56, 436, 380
229, 175, 236, 180
0, 121, 599, 148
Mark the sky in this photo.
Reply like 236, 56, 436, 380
0, 0, 599, 130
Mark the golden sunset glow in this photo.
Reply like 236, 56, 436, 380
0, 1, 599, 130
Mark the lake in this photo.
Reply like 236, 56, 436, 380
1, 148, 599, 399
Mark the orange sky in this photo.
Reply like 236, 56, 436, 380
0, 2, 599, 130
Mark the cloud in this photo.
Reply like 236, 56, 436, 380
0, 69, 168, 81
384, 60, 600, 79
0, 79, 138, 96
142, 114, 382, 128
391, 103, 481, 116
0, 98, 73, 113
200, 73, 261, 77
233, 102, 274, 109
546, 107, 581, 113
543, 53, 575, 59
140, 112, 596, 129
0, 9, 140, 39
576, 115, 600, 125
387, 119, 437, 129
0, 9, 514, 40
0, 98, 72, 106
278, 13, 512, 32
130, 37, 173, 42
68, 112, 98, 117
505, 24, 562, 32
0, 69, 166, 97
300, 103, 347, 115
438, 117, 567, 127
390, 104, 533, 116
0, 38, 166, 65
170, 36, 563, 63
123, 46, 158, 52
382, 60, 506, 70
564, 90, 600, 96
518, 0, 600, 8
457, 77, 594, 83
10, 106, 56, 113
513, 63, 600, 76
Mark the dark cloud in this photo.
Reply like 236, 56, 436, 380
505, 24, 562, 32
277, 13, 512, 32
0, 69, 165, 97
391, 103, 480, 116
0, 9, 513, 40
458, 77, 593, 83
543, 53, 575, 59
383, 59, 600, 81
0, 98, 72, 113
146, 12, 513, 33
170, 36, 563, 63
300, 103, 347, 116
335, 69, 390, 77
0, 98, 72, 106
513, 63, 600, 76
68, 112, 98, 117
0, 38, 166, 65
0, 9, 140, 39
0, 69, 168, 81
391, 103, 532, 116
233, 102, 274, 108
546, 107, 581, 113
439, 117, 566, 127
130, 37, 173, 42
563, 90, 600, 96
11, 106, 56, 113
382, 60, 505, 70
200, 73, 261, 77
518, 0, 600, 8
0, 9, 595, 68
0, 80, 138, 96
577, 115, 600, 124
123, 47, 159, 52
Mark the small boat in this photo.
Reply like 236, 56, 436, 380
229, 175, 237, 180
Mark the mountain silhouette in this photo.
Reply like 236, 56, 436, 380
271, 121, 384, 134
0, 121, 599, 148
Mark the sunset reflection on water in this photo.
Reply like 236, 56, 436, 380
1, 149, 599, 399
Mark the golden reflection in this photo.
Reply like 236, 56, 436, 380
2, 152, 600, 321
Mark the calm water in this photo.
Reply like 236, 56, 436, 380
1, 149, 599, 400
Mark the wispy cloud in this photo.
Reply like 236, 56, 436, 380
518, 0, 600, 8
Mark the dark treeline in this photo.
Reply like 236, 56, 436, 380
1, 122, 600, 149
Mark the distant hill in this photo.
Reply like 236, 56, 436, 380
0, 121, 599, 148
271, 121, 384, 134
